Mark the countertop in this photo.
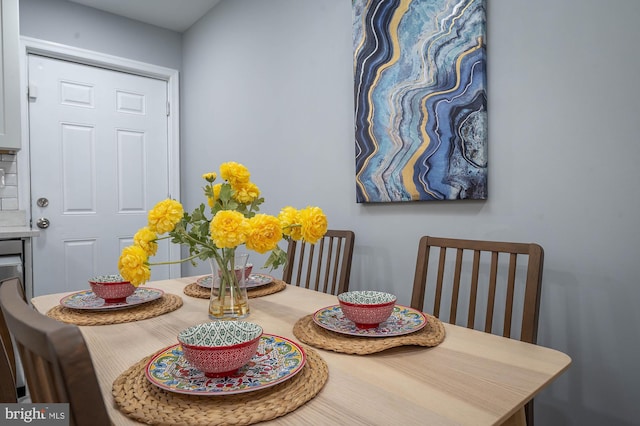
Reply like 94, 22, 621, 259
0, 226, 40, 239
0, 211, 39, 238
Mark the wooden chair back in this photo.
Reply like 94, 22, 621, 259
410, 236, 544, 425
0, 278, 110, 426
0, 277, 24, 402
282, 229, 355, 295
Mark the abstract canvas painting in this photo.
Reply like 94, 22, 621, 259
353, 0, 487, 202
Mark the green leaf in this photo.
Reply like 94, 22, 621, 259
262, 245, 288, 271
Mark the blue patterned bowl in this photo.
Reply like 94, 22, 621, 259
338, 291, 397, 329
177, 321, 263, 377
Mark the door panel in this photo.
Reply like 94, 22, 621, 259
28, 54, 171, 296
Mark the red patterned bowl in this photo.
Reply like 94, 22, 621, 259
217, 264, 253, 282
239, 263, 253, 280
88, 274, 135, 303
338, 291, 397, 329
178, 321, 263, 378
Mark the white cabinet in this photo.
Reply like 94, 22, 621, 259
0, 0, 21, 151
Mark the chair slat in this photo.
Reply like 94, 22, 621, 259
433, 248, 447, 317
294, 242, 305, 288
329, 238, 343, 295
450, 248, 464, 323
319, 238, 331, 293
503, 253, 517, 338
468, 250, 481, 329
485, 251, 499, 333
307, 246, 320, 291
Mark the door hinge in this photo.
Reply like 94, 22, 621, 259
166, 102, 170, 116
28, 83, 38, 101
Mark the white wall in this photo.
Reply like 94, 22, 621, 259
182, 0, 640, 424
19, 0, 182, 70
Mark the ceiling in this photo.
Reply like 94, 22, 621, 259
67, 0, 222, 32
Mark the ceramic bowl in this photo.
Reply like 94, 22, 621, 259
217, 263, 254, 282
338, 291, 397, 329
237, 263, 253, 281
178, 321, 263, 377
88, 274, 135, 303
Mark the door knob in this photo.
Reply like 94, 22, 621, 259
36, 218, 50, 229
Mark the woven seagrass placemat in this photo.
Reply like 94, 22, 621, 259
45, 294, 183, 326
183, 278, 287, 299
112, 345, 328, 425
293, 313, 445, 355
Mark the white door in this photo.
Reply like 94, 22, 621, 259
28, 54, 172, 296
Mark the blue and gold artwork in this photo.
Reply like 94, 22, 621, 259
353, 0, 487, 202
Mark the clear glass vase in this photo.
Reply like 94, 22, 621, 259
208, 252, 250, 320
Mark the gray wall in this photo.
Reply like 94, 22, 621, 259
19, 0, 182, 70
182, 0, 640, 424
17, 0, 640, 423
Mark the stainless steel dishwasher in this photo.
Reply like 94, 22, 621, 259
0, 239, 24, 290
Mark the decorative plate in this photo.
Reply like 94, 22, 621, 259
196, 273, 274, 289
59, 288, 164, 311
312, 305, 427, 337
145, 334, 306, 395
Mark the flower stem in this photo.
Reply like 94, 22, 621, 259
148, 253, 201, 266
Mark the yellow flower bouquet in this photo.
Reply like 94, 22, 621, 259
118, 161, 327, 319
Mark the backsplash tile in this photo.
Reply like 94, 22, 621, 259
1, 198, 18, 210
0, 153, 18, 211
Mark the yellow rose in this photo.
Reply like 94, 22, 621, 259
233, 182, 260, 204
118, 245, 150, 286
246, 214, 282, 253
202, 172, 217, 182
148, 199, 184, 234
279, 206, 303, 240
220, 162, 250, 187
133, 227, 158, 256
210, 210, 249, 248
299, 206, 327, 244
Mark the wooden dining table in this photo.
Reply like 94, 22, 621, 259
31, 276, 571, 426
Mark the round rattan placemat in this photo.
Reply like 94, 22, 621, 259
112, 345, 328, 425
293, 313, 445, 355
45, 294, 183, 326
183, 279, 287, 299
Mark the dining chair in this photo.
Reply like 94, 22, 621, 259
410, 236, 544, 426
0, 278, 111, 425
282, 229, 355, 295
0, 277, 25, 403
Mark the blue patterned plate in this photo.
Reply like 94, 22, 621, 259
312, 305, 427, 337
196, 273, 274, 289
59, 288, 164, 311
145, 334, 306, 395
